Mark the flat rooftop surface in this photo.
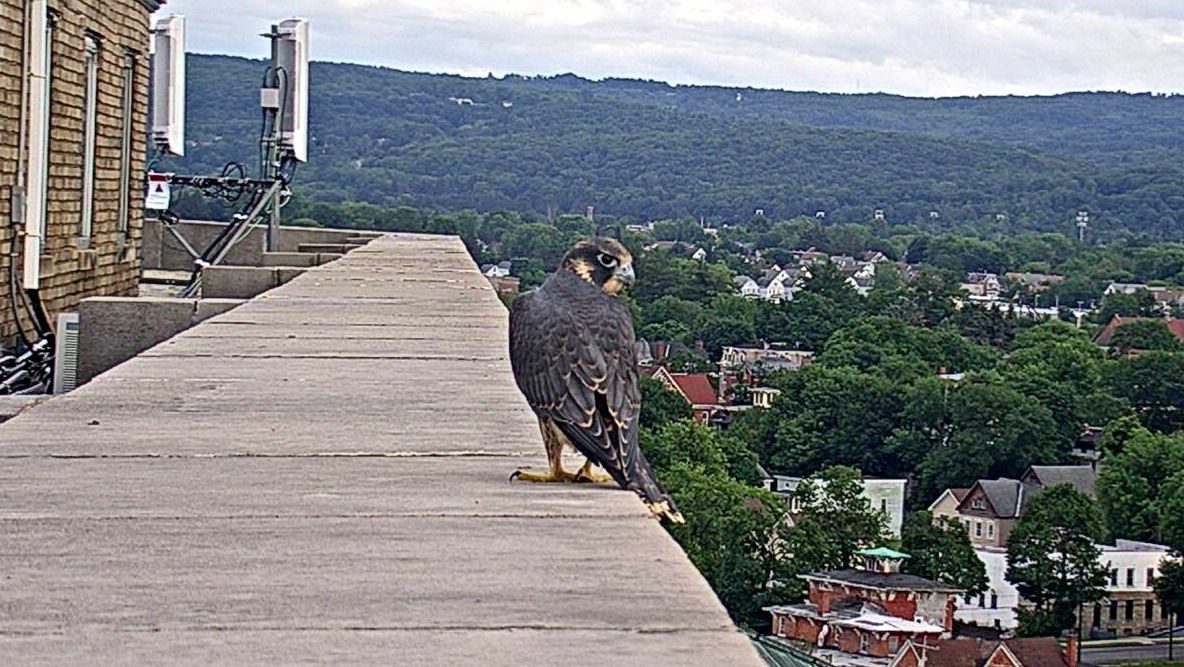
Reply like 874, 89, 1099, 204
0, 234, 762, 666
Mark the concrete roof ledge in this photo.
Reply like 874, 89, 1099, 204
0, 233, 762, 666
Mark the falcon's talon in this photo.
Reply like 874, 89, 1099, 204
509, 468, 580, 483
647, 501, 686, 524
575, 460, 614, 484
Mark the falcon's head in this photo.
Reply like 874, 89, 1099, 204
561, 238, 635, 295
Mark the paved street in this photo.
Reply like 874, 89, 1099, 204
1083, 642, 1184, 665
0, 234, 763, 666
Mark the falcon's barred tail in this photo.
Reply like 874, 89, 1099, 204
628, 449, 685, 524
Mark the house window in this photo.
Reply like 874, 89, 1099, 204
987, 521, 995, 539
990, 593, 998, 609
1164, 604, 1171, 621
971, 499, 987, 510
1148, 568, 1157, 586
1109, 601, 1118, 620
80, 33, 101, 244
117, 51, 136, 241
1093, 604, 1101, 628
859, 632, 869, 654
1125, 600, 1134, 621
880, 498, 887, 513
1126, 568, 1135, 587
975, 521, 983, 538
978, 595, 985, 608
1110, 569, 1119, 586
1146, 600, 1154, 620
888, 636, 899, 653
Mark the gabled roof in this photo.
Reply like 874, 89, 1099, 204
998, 637, 1069, 667
891, 637, 1067, 667
959, 478, 1023, 518
668, 373, 719, 406
892, 638, 982, 667
928, 487, 971, 513
1094, 315, 1184, 346
1023, 465, 1097, 498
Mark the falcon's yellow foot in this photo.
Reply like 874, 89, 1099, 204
509, 467, 580, 483
575, 460, 614, 484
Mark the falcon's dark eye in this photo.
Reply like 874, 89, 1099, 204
597, 253, 618, 268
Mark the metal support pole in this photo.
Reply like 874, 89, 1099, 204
210, 179, 283, 266
1170, 610, 1176, 661
267, 182, 280, 252
1077, 601, 1083, 666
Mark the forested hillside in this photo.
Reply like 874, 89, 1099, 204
167, 55, 1184, 239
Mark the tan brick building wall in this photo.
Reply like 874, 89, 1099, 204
0, 0, 160, 346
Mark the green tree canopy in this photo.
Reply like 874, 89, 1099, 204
1006, 484, 1108, 637
753, 366, 903, 476
1108, 319, 1182, 354
1096, 424, 1184, 545
1153, 554, 1184, 637
818, 316, 995, 380
639, 376, 694, 429
900, 511, 989, 595
900, 376, 1066, 503
1103, 351, 1184, 432
785, 466, 892, 578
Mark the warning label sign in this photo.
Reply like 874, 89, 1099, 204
145, 173, 171, 210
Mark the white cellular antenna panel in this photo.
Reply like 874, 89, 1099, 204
275, 18, 310, 162
151, 15, 186, 156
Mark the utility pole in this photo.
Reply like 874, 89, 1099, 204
1076, 211, 1089, 244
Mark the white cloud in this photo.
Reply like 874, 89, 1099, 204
155, 0, 1184, 96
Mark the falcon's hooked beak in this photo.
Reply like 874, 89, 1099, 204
604, 262, 635, 295
613, 262, 635, 286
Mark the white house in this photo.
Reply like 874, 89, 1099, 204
735, 275, 761, 298
1093, 540, 1173, 637
956, 547, 1019, 631
750, 387, 781, 409
1104, 282, 1159, 295
719, 346, 814, 373
957, 540, 1172, 636
481, 261, 512, 278
765, 474, 907, 537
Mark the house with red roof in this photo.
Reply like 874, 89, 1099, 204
642, 365, 723, 425
1093, 315, 1184, 347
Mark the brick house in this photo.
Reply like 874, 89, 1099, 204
0, 0, 160, 345
889, 637, 1072, 667
766, 548, 963, 659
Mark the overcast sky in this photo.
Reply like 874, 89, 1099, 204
154, 0, 1184, 97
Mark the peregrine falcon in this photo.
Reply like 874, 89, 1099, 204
508, 238, 684, 523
